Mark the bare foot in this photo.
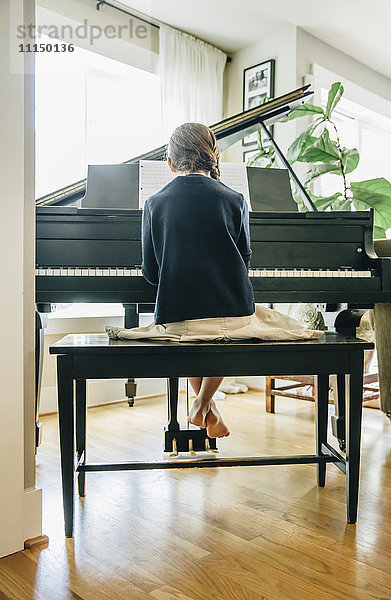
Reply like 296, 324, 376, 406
205, 400, 230, 438
188, 397, 209, 429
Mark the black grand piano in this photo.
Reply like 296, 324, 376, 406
35, 85, 391, 449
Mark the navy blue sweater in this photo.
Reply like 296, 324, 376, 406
142, 173, 254, 325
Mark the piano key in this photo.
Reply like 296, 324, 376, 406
81, 269, 88, 276
75, 269, 82, 276
96, 269, 103, 276
60, 269, 68, 276
124, 269, 131, 277
88, 269, 96, 276
68, 268, 75, 276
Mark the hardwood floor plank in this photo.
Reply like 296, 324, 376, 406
1, 391, 391, 600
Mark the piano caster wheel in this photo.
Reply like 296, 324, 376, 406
127, 398, 135, 407
338, 440, 346, 452
169, 438, 178, 457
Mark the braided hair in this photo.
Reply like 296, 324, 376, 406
167, 122, 220, 180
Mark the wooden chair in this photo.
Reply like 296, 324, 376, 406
265, 373, 379, 413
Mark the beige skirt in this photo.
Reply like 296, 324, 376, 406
106, 304, 324, 342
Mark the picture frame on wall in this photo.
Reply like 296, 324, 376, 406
243, 59, 275, 146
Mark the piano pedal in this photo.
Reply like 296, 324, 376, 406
188, 439, 196, 456
164, 425, 217, 454
169, 438, 178, 457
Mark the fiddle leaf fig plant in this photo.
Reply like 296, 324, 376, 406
282, 82, 391, 238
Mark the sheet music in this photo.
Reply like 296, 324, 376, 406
139, 161, 175, 208
139, 160, 251, 209
219, 162, 251, 210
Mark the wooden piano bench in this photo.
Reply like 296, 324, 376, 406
49, 332, 373, 537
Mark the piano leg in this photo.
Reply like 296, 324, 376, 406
35, 306, 50, 449
333, 309, 367, 452
167, 378, 180, 431
123, 303, 139, 407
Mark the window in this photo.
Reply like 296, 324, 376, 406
35, 35, 162, 199
316, 91, 391, 199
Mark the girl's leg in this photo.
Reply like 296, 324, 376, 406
189, 377, 230, 438
188, 377, 203, 396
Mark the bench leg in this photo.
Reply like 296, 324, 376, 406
331, 374, 346, 451
315, 374, 329, 487
346, 352, 364, 524
76, 379, 86, 498
167, 378, 180, 431
57, 355, 74, 538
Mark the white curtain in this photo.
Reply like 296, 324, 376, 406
159, 24, 227, 139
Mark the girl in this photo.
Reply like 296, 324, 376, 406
106, 123, 322, 438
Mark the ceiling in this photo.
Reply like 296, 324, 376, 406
119, 0, 391, 79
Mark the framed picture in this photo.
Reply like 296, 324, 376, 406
243, 59, 275, 146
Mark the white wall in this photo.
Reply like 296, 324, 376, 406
223, 25, 298, 162
296, 29, 391, 105
36, 0, 159, 74
0, 0, 41, 558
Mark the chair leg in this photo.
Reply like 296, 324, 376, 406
315, 374, 329, 487
265, 377, 275, 413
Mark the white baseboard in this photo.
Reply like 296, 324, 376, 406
40, 378, 167, 415
23, 488, 42, 542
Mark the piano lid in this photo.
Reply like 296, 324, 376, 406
36, 85, 313, 207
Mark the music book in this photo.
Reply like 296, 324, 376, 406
139, 160, 251, 209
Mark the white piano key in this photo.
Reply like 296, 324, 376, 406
109, 269, 117, 276
130, 269, 138, 276
81, 269, 88, 276
96, 269, 103, 276
75, 269, 82, 276
136, 269, 143, 276
124, 269, 131, 277
60, 268, 68, 276
53, 268, 60, 276
88, 269, 96, 276
68, 268, 75, 276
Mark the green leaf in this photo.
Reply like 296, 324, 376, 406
351, 178, 391, 232
325, 82, 344, 118
309, 192, 341, 211
286, 118, 322, 164
350, 178, 391, 204
298, 129, 340, 163
342, 147, 359, 174
374, 225, 387, 239
303, 161, 341, 185
282, 104, 324, 122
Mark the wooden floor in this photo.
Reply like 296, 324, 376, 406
1, 390, 391, 600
